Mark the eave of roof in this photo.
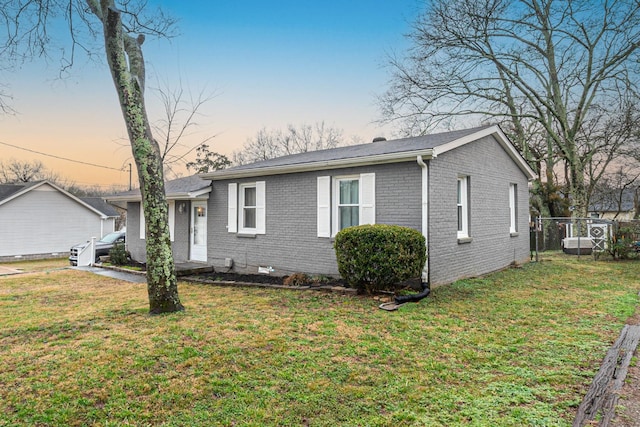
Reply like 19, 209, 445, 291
80, 197, 120, 218
206, 149, 436, 180
106, 184, 212, 202
0, 181, 42, 205
202, 125, 537, 181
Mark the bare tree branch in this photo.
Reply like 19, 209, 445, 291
380, 0, 640, 218
232, 122, 346, 165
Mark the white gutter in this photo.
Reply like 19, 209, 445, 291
416, 155, 429, 283
106, 191, 210, 203
204, 150, 435, 180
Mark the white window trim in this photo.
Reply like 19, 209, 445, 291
457, 176, 469, 239
509, 183, 517, 234
228, 181, 266, 235
326, 173, 375, 237
239, 182, 258, 233
332, 175, 359, 236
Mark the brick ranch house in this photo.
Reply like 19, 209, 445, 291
108, 124, 536, 286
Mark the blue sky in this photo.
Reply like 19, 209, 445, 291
0, 1, 422, 188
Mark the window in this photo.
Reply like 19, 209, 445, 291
227, 181, 266, 234
139, 201, 175, 241
241, 184, 257, 229
509, 183, 517, 234
457, 176, 469, 239
337, 178, 359, 230
317, 173, 375, 237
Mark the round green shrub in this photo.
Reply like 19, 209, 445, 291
334, 224, 427, 294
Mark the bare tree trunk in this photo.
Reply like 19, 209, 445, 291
90, 0, 183, 314
565, 143, 589, 219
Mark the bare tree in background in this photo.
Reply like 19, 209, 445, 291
590, 165, 640, 220
0, 81, 14, 115
151, 81, 220, 179
233, 122, 345, 165
381, 0, 640, 219
2, 0, 184, 313
0, 159, 49, 183
583, 99, 640, 202
0, 159, 127, 196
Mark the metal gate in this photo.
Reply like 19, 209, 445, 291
531, 217, 614, 260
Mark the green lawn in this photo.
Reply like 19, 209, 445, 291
0, 254, 638, 426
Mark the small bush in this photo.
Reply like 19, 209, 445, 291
334, 224, 426, 294
283, 273, 311, 287
607, 225, 640, 260
109, 243, 130, 266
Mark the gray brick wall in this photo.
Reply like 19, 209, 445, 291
126, 202, 145, 262
172, 201, 191, 262
127, 200, 195, 264
208, 163, 422, 276
427, 134, 531, 285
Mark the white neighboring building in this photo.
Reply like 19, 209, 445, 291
589, 188, 638, 221
0, 181, 120, 260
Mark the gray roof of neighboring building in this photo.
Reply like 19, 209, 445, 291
589, 188, 637, 212
0, 184, 25, 202
106, 175, 212, 202
81, 197, 120, 217
0, 181, 120, 217
0, 181, 44, 202
202, 124, 537, 181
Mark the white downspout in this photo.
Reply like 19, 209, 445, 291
416, 155, 429, 283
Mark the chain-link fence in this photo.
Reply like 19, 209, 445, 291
530, 217, 640, 261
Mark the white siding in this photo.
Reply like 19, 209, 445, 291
0, 184, 109, 257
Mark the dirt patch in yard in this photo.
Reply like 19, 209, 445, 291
192, 271, 348, 288
610, 363, 640, 427
608, 310, 640, 427
107, 261, 349, 288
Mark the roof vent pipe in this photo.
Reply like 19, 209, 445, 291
372, 137, 387, 142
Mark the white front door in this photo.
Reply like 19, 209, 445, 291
190, 201, 207, 262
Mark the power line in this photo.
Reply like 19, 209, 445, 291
68, 180, 132, 189
0, 140, 124, 171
